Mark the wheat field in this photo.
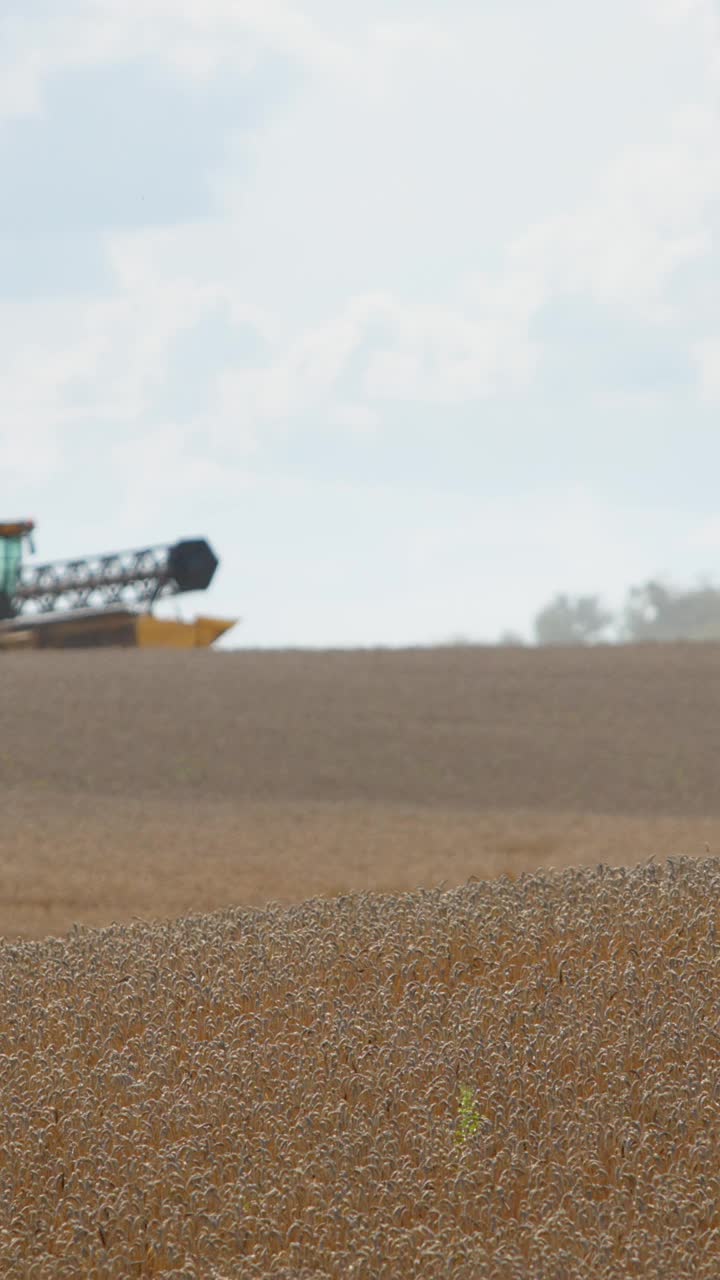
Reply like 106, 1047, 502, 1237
2, 643, 720, 1276
2, 858, 720, 1277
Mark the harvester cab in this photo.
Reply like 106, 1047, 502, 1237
0, 521, 35, 621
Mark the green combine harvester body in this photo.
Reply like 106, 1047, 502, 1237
0, 521, 34, 621
0, 521, 236, 650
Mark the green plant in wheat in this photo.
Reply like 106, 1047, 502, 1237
455, 1084, 482, 1145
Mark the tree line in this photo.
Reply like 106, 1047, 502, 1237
501, 580, 720, 646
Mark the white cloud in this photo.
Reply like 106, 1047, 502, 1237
215, 302, 367, 439
0, 301, 109, 477
0, 0, 367, 124
685, 513, 720, 551
4, 0, 719, 480
363, 291, 538, 403
109, 424, 256, 525
213, 284, 538, 447
511, 106, 720, 320
0, 238, 268, 479
332, 404, 380, 435
692, 337, 720, 402
651, 0, 720, 46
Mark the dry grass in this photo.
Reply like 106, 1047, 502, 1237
2, 644, 720, 937
2, 857, 720, 1277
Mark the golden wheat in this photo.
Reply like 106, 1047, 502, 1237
1, 857, 719, 1277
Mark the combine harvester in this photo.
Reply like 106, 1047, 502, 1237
0, 520, 236, 650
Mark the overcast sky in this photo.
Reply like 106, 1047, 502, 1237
2, 0, 720, 646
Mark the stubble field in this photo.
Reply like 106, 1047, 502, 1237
2, 643, 720, 939
3, 644, 720, 1277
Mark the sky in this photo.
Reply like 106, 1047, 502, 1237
2, 0, 720, 647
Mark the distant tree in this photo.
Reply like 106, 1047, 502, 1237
534, 593, 613, 646
498, 630, 527, 646
622, 579, 720, 642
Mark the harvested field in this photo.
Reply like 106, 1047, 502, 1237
2, 643, 720, 937
2, 857, 720, 1277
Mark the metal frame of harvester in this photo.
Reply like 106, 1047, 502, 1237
0, 521, 236, 650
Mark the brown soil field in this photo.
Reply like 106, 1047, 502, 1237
2, 643, 720, 938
